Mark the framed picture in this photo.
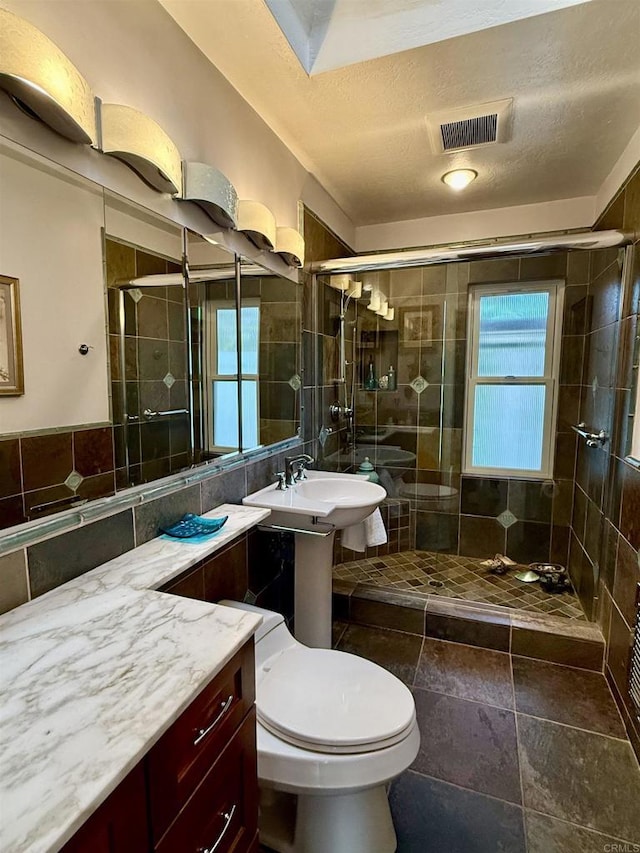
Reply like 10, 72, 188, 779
0, 275, 24, 396
401, 307, 433, 348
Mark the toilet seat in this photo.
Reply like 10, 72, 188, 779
257, 647, 416, 754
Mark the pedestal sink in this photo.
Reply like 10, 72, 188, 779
243, 471, 386, 648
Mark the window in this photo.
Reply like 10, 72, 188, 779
205, 301, 260, 452
464, 281, 564, 479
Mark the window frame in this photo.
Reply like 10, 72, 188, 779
204, 298, 260, 454
463, 279, 565, 480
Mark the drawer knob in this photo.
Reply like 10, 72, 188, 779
197, 803, 237, 853
193, 695, 234, 747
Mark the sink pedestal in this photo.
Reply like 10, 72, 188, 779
294, 531, 335, 649
243, 472, 386, 651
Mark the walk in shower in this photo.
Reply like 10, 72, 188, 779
313, 231, 634, 624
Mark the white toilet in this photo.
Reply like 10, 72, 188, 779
220, 600, 420, 853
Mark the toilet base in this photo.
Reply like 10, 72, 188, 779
259, 784, 397, 853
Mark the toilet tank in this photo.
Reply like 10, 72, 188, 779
218, 600, 298, 666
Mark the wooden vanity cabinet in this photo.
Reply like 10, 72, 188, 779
147, 641, 257, 848
62, 641, 258, 853
61, 764, 148, 853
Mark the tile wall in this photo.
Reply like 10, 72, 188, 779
0, 426, 117, 530
317, 250, 599, 568
105, 238, 190, 486
301, 207, 355, 457
0, 442, 304, 615
585, 165, 640, 756
251, 275, 302, 446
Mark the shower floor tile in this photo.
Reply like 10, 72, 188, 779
333, 550, 586, 620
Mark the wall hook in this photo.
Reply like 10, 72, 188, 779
78, 344, 93, 355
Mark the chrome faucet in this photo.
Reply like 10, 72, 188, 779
284, 454, 314, 486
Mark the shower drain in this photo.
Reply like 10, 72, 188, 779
428, 580, 445, 588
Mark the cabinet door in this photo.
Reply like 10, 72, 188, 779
61, 764, 148, 852
147, 642, 255, 841
156, 709, 258, 853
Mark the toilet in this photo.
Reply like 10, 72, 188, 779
398, 481, 459, 514
220, 600, 421, 853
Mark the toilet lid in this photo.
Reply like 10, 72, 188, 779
257, 647, 416, 754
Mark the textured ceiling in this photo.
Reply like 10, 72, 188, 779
159, 0, 640, 226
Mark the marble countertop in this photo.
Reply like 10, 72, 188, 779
0, 504, 270, 853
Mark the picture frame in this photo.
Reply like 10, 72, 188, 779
0, 275, 25, 396
401, 307, 433, 348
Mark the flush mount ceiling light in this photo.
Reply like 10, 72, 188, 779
181, 161, 238, 229
275, 227, 305, 267
237, 200, 277, 251
441, 169, 478, 191
100, 103, 182, 194
0, 8, 97, 144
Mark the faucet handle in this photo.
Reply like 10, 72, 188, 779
274, 472, 288, 490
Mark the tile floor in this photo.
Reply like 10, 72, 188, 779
334, 550, 586, 620
331, 621, 640, 852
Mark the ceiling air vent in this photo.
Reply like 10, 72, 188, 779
427, 99, 513, 154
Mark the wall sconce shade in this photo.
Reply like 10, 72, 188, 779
376, 300, 389, 316
275, 227, 305, 267
100, 103, 182, 195
384, 307, 395, 321
367, 289, 383, 312
237, 201, 276, 251
0, 9, 97, 144
181, 161, 238, 229
329, 274, 351, 291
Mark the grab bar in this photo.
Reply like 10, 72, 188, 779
125, 409, 190, 422
571, 423, 608, 447
143, 408, 189, 419
30, 495, 88, 513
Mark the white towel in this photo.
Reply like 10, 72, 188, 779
342, 508, 387, 553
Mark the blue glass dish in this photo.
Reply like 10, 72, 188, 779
161, 513, 228, 539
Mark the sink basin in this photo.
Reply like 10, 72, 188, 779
243, 470, 386, 530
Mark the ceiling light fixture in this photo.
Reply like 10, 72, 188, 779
441, 169, 478, 191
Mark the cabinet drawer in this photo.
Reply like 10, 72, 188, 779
156, 709, 258, 853
147, 641, 255, 841
61, 763, 148, 852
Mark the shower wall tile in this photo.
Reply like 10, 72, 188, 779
461, 478, 508, 517
506, 521, 551, 565
519, 254, 567, 280
468, 258, 520, 284
567, 251, 591, 285
459, 515, 506, 558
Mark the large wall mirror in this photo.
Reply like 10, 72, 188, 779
0, 136, 302, 535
